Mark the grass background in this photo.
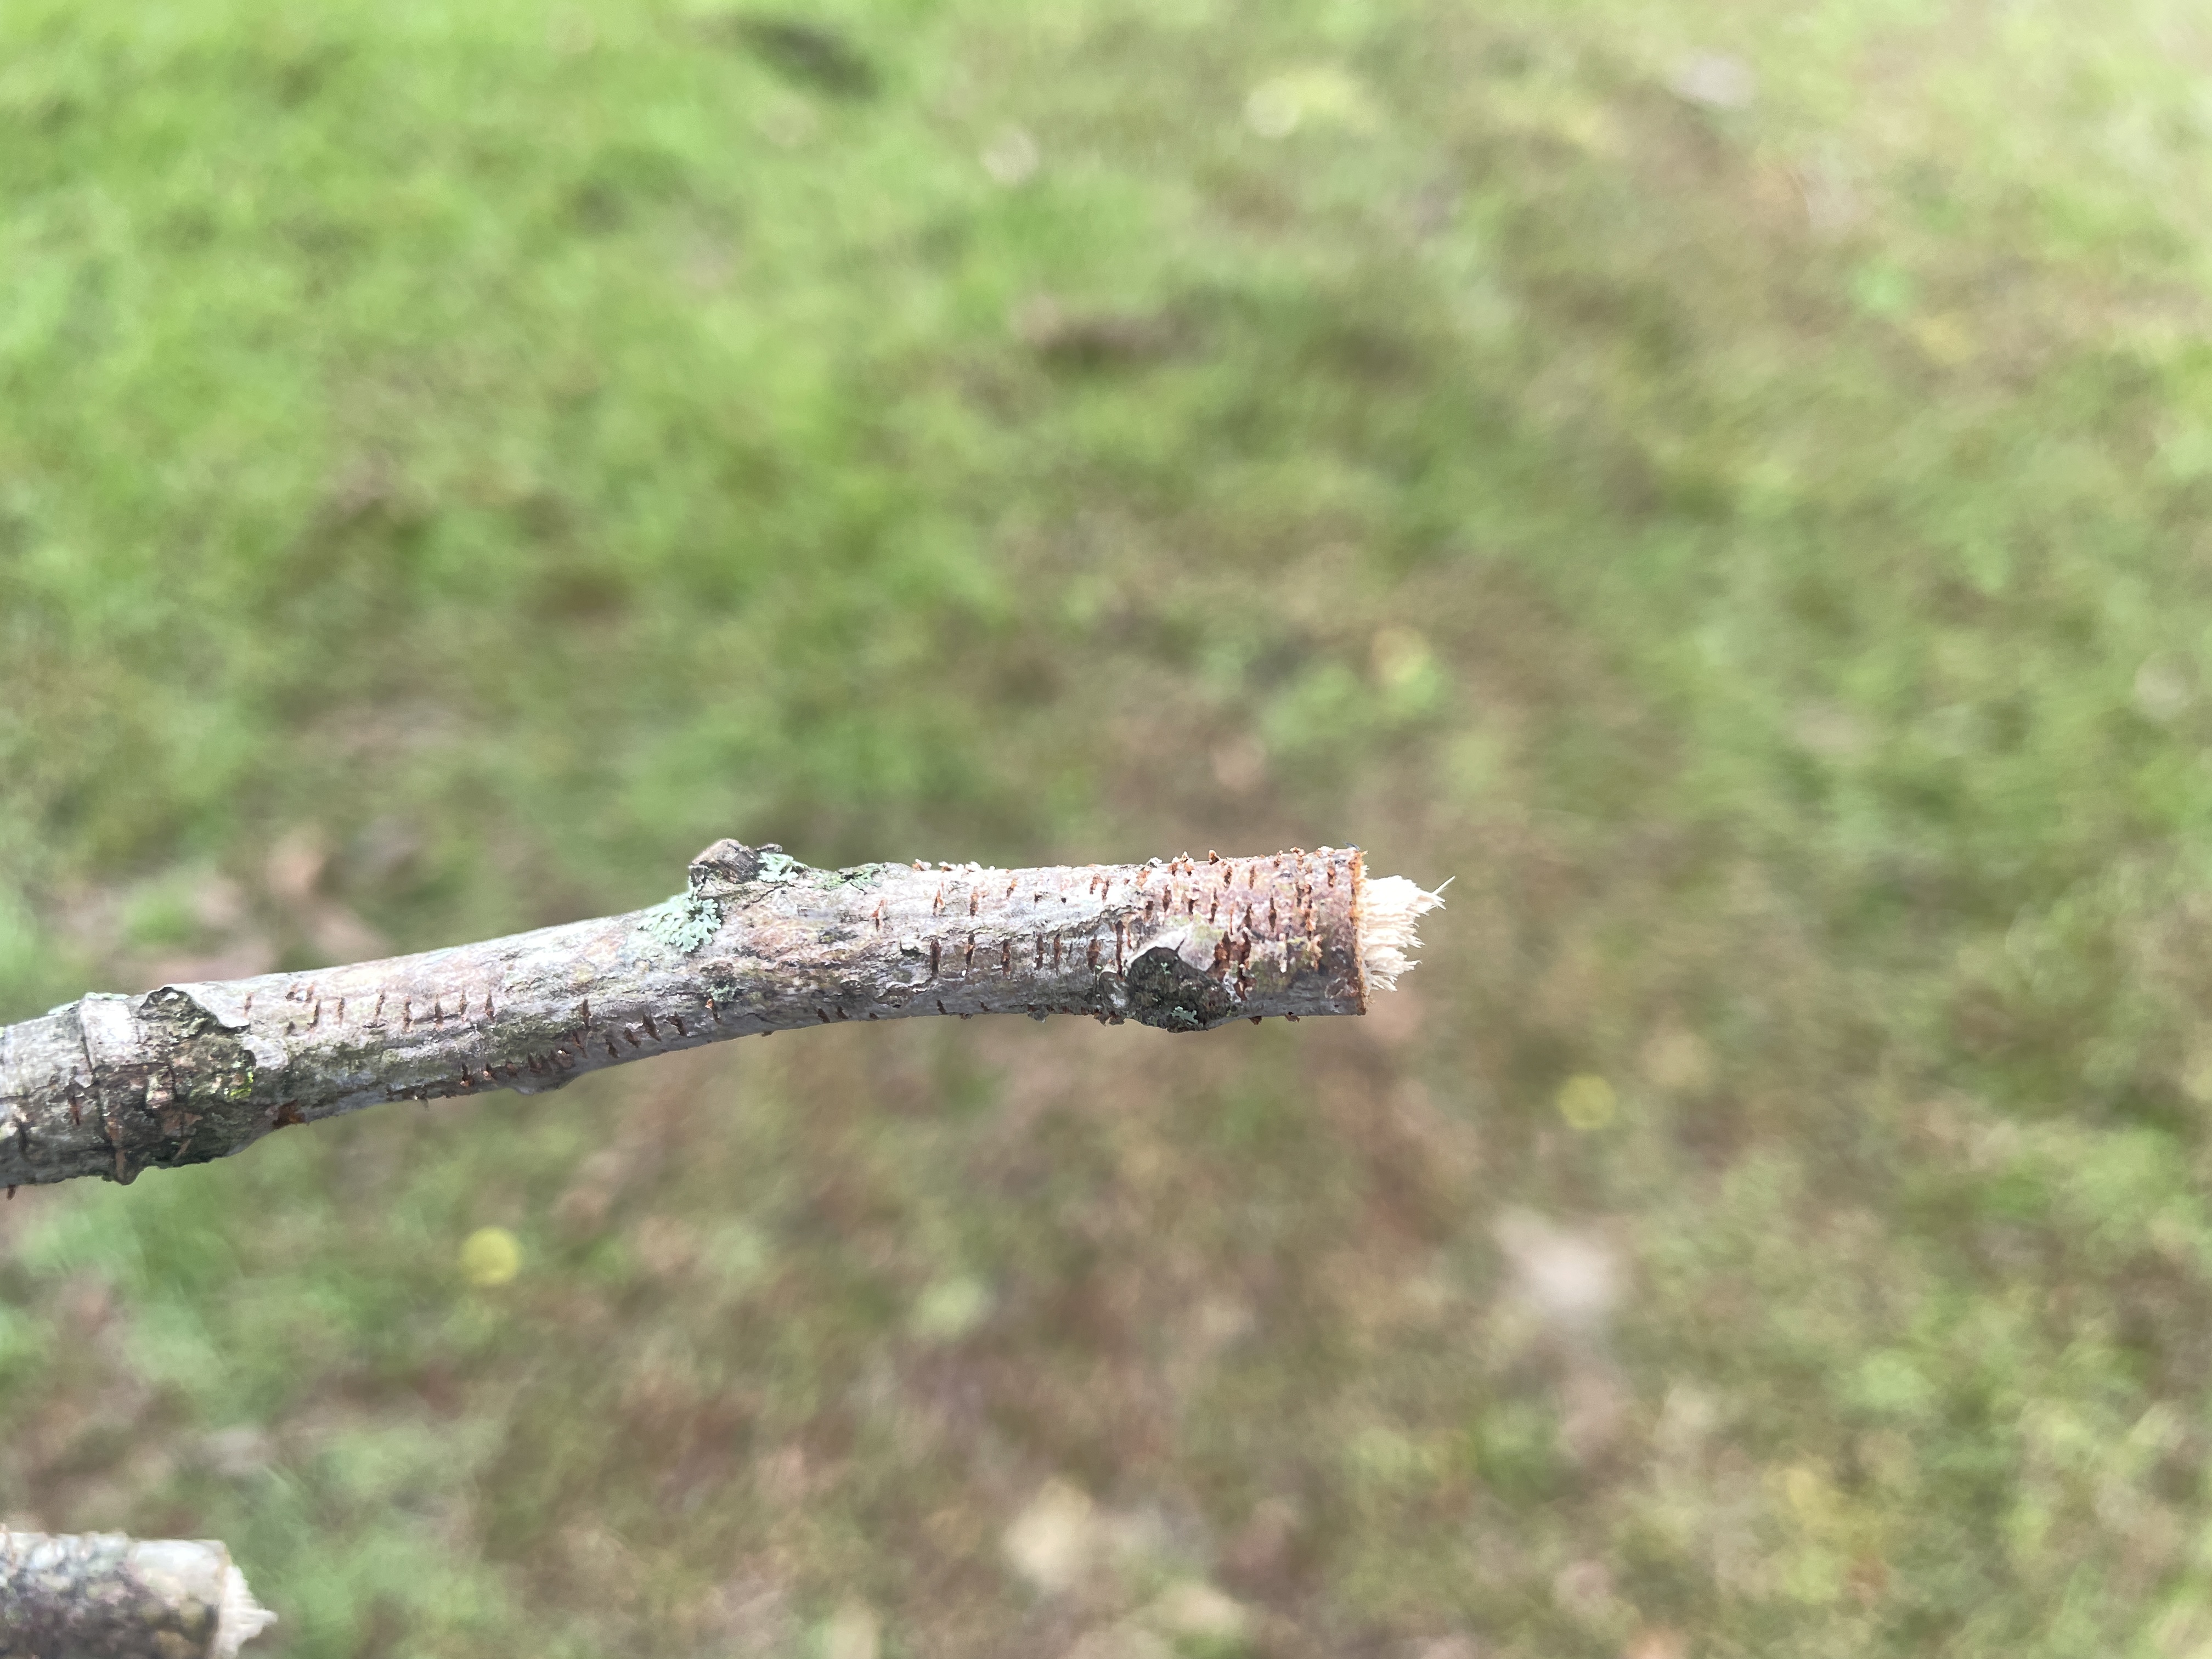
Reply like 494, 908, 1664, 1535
8, 0, 2212, 1653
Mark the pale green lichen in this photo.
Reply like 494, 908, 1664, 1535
640, 892, 723, 954
755, 850, 804, 884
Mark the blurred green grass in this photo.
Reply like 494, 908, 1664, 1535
11, 0, 2212, 1653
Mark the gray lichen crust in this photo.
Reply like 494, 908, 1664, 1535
0, 1530, 274, 1658
0, 843, 1386, 1191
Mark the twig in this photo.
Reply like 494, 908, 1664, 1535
0, 1530, 274, 1657
1, 843, 1441, 1190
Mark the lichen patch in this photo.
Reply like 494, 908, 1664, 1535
640, 893, 723, 955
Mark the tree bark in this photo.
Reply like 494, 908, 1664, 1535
2, 843, 1436, 1191
0, 1531, 274, 1657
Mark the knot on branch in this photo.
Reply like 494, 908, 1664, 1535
688, 840, 806, 899
1116, 946, 1244, 1032
688, 839, 765, 894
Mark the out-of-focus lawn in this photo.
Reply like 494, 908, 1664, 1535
10, 1, 2212, 1652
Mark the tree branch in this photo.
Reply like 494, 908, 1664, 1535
0, 1531, 274, 1657
1, 844, 1440, 1190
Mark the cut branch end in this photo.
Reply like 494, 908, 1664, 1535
1357, 874, 1446, 994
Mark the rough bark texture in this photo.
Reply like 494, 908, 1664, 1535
2, 844, 1379, 1190
0, 1531, 273, 1657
